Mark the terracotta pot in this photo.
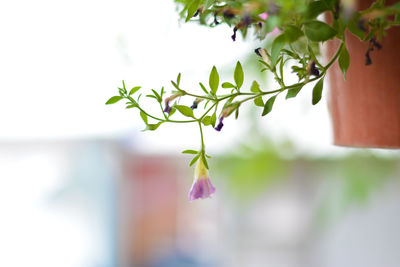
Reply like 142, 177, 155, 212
327, 1, 400, 148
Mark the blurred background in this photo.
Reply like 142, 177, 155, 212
0, 1, 399, 266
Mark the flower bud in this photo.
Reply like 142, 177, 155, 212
163, 93, 181, 114
214, 102, 240, 131
255, 47, 269, 64
190, 98, 203, 110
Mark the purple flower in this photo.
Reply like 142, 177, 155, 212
189, 158, 215, 201
163, 102, 172, 113
214, 118, 224, 131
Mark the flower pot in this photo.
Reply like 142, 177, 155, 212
327, 2, 400, 149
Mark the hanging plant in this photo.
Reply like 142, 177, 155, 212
107, 0, 400, 200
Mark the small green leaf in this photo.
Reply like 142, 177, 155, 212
202, 115, 211, 126
209, 66, 219, 94
140, 111, 148, 124
271, 34, 287, 68
222, 82, 236, 89
211, 112, 217, 127
250, 81, 261, 93
347, 13, 365, 40
235, 107, 239, 119
201, 153, 209, 169
175, 105, 194, 118
312, 78, 324, 105
177, 73, 181, 86
286, 84, 304, 99
262, 95, 277, 116
171, 80, 180, 90
126, 102, 138, 109
182, 149, 198, 154
306, 1, 331, 19
234, 61, 244, 89
151, 89, 162, 103
304, 21, 337, 42
129, 86, 141, 95
338, 44, 350, 79
186, 0, 200, 22
168, 107, 176, 117
199, 82, 209, 94
142, 122, 162, 131
106, 96, 123, 105
189, 154, 200, 166
254, 96, 264, 107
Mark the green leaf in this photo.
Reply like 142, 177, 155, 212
271, 34, 287, 68
201, 153, 209, 169
177, 73, 181, 86
126, 102, 138, 109
106, 96, 123, 105
143, 122, 162, 131
189, 154, 200, 166
174, 105, 195, 118
222, 82, 236, 89
168, 107, 176, 117
338, 44, 350, 79
186, 0, 200, 22
151, 89, 162, 103
171, 80, 180, 90
347, 13, 365, 40
304, 21, 337, 42
312, 78, 324, 105
140, 111, 148, 124
262, 95, 277, 116
199, 82, 209, 94
211, 112, 217, 127
250, 81, 261, 93
129, 86, 141, 95
182, 149, 198, 154
284, 25, 303, 43
209, 66, 219, 94
160, 86, 165, 98
235, 107, 239, 119
202, 115, 211, 126
306, 1, 331, 19
254, 96, 264, 107
234, 61, 244, 89
286, 84, 304, 99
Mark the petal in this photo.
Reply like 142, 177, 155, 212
189, 177, 216, 201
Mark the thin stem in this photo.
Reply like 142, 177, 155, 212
159, 102, 168, 120
198, 121, 205, 152
182, 91, 214, 100
126, 95, 165, 122
324, 42, 344, 71
200, 102, 217, 120
126, 95, 196, 123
